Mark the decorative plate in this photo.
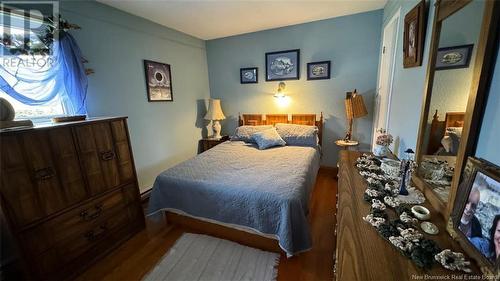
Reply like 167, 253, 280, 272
311, 65, 325, 76
421, 221, 439, 235
441, 52, 463, 64
243, 71, 254, 79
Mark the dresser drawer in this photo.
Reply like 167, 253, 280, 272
55, 207, 130, 262
21, 185, 131, 255
29, 185, 137, 277
0, 128, 89, 228
50, 188, 127, 242
33, 210, 131, 276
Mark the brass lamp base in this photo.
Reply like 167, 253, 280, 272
344, 118, 354, 142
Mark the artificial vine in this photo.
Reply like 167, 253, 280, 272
1, 14, 93, 75
1, 14, 81, 55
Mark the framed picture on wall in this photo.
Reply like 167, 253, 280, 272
307, 61, 331, 80
435, 44, 474, 70
144, 60, 173, 102
403, 0, 426, 68
240, 67, 258, 84
449, 157, 500, 276
265, 49, 300, 81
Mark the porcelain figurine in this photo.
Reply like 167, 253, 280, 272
398, 149, 416, 196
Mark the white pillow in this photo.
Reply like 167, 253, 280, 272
446, 127, 463, 155
446, 127, 463, 137
441, 136, 452, 153
251, 128, 286, 150
231, 125, 273, 143
275, 123, 319, 147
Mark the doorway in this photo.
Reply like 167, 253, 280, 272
372, 9, 400, 148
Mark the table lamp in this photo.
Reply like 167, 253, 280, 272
204, 99, 226, 139
344, 89, 368, 141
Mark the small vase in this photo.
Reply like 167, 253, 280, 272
373, 144, 389, 157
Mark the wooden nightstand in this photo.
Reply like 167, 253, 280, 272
199, 136, 229, 153
334, 139, 359, 179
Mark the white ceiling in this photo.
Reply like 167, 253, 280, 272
97, 0, 387, 40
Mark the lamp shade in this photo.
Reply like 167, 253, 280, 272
204, 99, 226, 120
345, 90, 368, 119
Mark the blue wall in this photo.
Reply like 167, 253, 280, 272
475, 42, 500, 166
206, 10, 383, 166
62, 1, 211, 192
381, 0, 436, 157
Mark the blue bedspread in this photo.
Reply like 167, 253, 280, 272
147, 141, 320, 256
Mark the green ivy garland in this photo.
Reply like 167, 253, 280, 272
1, 15, 79, 56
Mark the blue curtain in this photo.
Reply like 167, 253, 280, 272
0, 31, 88, 115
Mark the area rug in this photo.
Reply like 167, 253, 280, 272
143, 233, 280, 281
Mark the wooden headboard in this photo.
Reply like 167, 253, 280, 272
238, 113, 324, 146
426, 110, 465, 154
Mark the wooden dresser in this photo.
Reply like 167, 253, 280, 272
0, 117, 145, 280
335, 150, 478, 281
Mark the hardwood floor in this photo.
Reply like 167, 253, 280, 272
76, 168, 337, 281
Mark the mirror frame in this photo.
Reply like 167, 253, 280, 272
414, 0, 500, 220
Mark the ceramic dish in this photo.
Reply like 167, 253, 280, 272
411, 205, 431, 220
421, 221, 439, 235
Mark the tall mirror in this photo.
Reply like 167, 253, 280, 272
419, 1, 484, 202
414, 0, 494, 216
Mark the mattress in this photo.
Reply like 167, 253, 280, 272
147, 140, 321, 256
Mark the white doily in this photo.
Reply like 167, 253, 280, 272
396, 186, 425, 204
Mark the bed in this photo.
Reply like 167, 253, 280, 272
147, 113, 323, 257
426, 110, 465, 155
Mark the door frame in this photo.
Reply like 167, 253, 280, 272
372, 8, 401, 148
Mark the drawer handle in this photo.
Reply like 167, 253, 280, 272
100, 150, 115, 161
80, 204, 103, 221
84, 224, 108, 241
34, 167, 55, 180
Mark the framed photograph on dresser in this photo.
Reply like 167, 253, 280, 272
449, 157, 500, 276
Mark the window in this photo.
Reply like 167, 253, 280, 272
0, 52, 67, 120
1, 5, 88, 118
0, 6, 67, 120
0, 91, 64, 119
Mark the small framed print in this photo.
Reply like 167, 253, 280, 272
240, 67, 258, 84
144, 60, 173, 102
435, 44, 474, 70
307, 61, 331, 80
265, 49, 300, 81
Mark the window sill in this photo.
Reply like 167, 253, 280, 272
14, 115, 66, 125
